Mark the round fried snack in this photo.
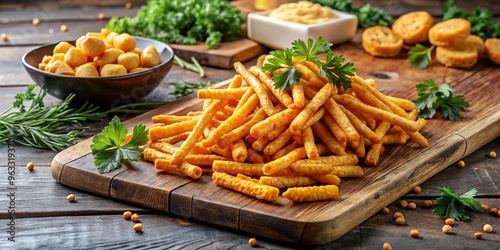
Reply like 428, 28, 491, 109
81, 36, 106, 58
75, 63, 99, 77
63, 47, 88, 68
140, 45, 161, 68
429, 18, 470, 47
392, 11, 435, 44
435, 42, 478, 68
362, 26, 403, 57
485, 38, 500, 65
466, 35, 486, 58
113, 33, 136, 52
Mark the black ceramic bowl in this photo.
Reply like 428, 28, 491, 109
22, 36, 174, 106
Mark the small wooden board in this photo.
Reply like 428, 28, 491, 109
50, 43, 500, 245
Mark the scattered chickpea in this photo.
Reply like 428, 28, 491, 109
125, 2, 132, 9
423, 200, 434, 208
488, 151, 496, 158
396, 216, 406, 225
248, 237, 257, 247
489, 207, 498, 216
410, 229, 419, 238
131, 213, 140, 222
400, 200, 408, 208
123, 211, 132, 220
67, 194, 76, 202
412, 186, 422, 194
32, 18, 40, 26
382, 242, 392, 250
60, 24, 68, 32
26, 162, 35, 171
407, 202, 417, 210
133, 223, 142, 232
474, 232, 483, 239
442, 224, 452, 234
380, 207, 390, 215
445, 218, 455, 226
483, 224, 493, 233
457, 160, 465, 168
480, 203, 489, 211
393, 212, 404, 219
98, 13, 105, 20
1, 33, 8, 42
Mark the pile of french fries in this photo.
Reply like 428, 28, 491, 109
144, 55, 428, 203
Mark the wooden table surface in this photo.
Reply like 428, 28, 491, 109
1, 0, 499, 249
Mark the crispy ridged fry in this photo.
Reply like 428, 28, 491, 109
339, 104, 380, 144
302, 107, 326, 130
302, 127, 319, 160
330, 165, 364, 178
249, 66, 294, 108
145, 147, 227, 166
307, 174, 341, 185
158, 132, 190, 145
189, 143, 212, 154
218, 109, 267, 149
311, 122, 346, 155
263, 147, 306, 175
290, 163, 333, 175
291, 154, 358, 167
148, 119, 198, 142
250, 108, 300, 139
234, 62, 276, 116
291, 80, 306, 108
365, 121, 392, 166
151, 115, 197, 124
322, 112, 348, 147
259, 176, 317, 188
290, 83, 334, 134
387, 96, 416, 111
211, 144, 232, 159
246, 145, 265, 163
282, 185, 339, 202
230, 139, 248, 163
323, 97, 360, 148
236, 173, 259, 183
212, 160, 264, 177
143, 147, 169, 162
212, 172, 279, 201
197, 87, 249, 100
149, 141, 178, 154
154, 159, 202, 179
252, 124, 288, 152
294, 64, 325, 88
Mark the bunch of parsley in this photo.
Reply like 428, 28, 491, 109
107, 0, 244, 49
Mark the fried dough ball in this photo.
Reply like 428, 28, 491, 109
141, 45, 161, 67
113, 33, 136, 52
81, 36, 106, 58
75, 63, 99, 77
64, 47, 88, 68
94, 48, 125, 67
100, 64, 127, 76
117, 52, 140, 71
53, 41, 74, 54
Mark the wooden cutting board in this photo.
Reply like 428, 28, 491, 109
50, 42, 500, 245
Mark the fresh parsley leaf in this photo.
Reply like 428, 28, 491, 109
408, 44, 435, 69
413, 79, 469, 121
262, 37, 355, 91
443, 0, 500, 40
90, 116, 148, 174
433, 187, 483, 221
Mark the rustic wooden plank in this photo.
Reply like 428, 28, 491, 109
0, 7, 141, 23
0, 47, 37, 87
0, 0, 147, 11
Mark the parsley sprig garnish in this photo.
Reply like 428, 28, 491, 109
90, 116, 149, 174
408, 44, 435, 69
262, 37, 355, 91
433, 187, 483, 221
413, 79, 469, 121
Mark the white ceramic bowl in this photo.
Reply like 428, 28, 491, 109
247, 9, 358, 49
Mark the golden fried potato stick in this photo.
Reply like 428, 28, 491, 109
307, 174, 341, 185
249, 66, 294, 108
294, 64, 325, 89
212, 172, 279, 202
259, 176, 318, 188
352, 134, 366, 158
322, 112, 348, 147
197, 87, 249, 100
290, 163, 333, 175
250, 107, 300, 139
323, 96, 360, 148
338, 104, 381, 144
282, 185, 339, 202
144, 147, 227, 166
311, 122, 346, 155
301, 107, 326, 130
157, 132, 190, 145
365, 121, 392, 166
189, 142, 212, 155
302, 127, 319, 160
233, 86, 255, 112
148, 119, 198, 142
291, 80, 306, 109
263, 128, 295, 156
252, 124, 288, 152
387, 96, 416, 111
290, 154, 358, 167
218, 108, 268, 149
302, 61, 329, 84
212, 160, 264, 177
149, 141, 178, 154
246, 144, 266, 163
330, 165, 364, 178
210, 144, 232, 159
290, 83, 334, 134
234, 62, 276, 116
154, 159, 203, 179
151, 115, 197, 125
230, 139, 248, 163
236, 173, 259, 183
263, 147, 307, 175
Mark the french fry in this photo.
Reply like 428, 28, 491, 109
365, 121, 392, 166
252, 124, 288, 152
294, 64, 325, 89
387, 96, 416, 111
322, 112, 348, 147
302, 61, 329, 84
282, 185, 339, 202
339, 104, 381, 144
302, 127, 319, 160
143, 147, 169, 162
210, 144, 232, 159
330, 165, 364, 178
259, 176, 318, 188
291, 80, 306, 109
233, 86, 256, 112
290, 83, 334, 134
151, 115, 197, 125
212, 172, 279, 201
236, 173, 259, 183
158, 132, 190, 145
149, 141, 179, 154
189, 142, 212, 155
263, 128, 295, 156
197, 87, 249, 100
246, 144, 265, 163
271, 141, 301, 160
352, 134, 366, 158
154, 159, 202, 179
290, 154, 358, 167
234, 62, 276, 116
218, 108, 267, 149
148, 119, 198, 142
290, 163, 333, 175
145, 147, 227, 166
323, 97, 360, 148
249, 66, 294, 108
311, 121, 346, 155
212, 160, 264, 177
250, 107, 300, 139
301, 107, 326, 130
307, 174, 341, 185
230, 139, 248, 163
263, 147, 307, 175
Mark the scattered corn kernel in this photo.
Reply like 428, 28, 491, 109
457, 160, 465, 168
410, 229, 419, 238
489, 151, 496, 158
396, 216, 406, 225
60, 24, 68, 32
380, 207, 390, 214
423, 200, 433, 208
442, 224, 452, 234
248, 237, 257, 247
480, 203, 489, 211
98, 13, 105, 20
412, 186, 421, 194
1, 33, 8, 41
393, 212, 404, 219
26, 162, 35, 171
67, 194, 75, 202
483, 224, 493, 233
400, 200, 408, 208
32, 18, 40, 26
382, 242, 392, 250
131, 213, 140, 222
133, 223, 142, 232
445, 218, 455, 226
408, 202, 417, 210
123, 211, 132, 219
474, 232, 483, 239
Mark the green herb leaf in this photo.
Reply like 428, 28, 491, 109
90, 116, 148, 174
443, 0, 500, 40
413, 79, 469, 121
408, 44, 435, 69
433, 187, 483, 221
170, 80, 216, 99
262, 37, 355, 91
